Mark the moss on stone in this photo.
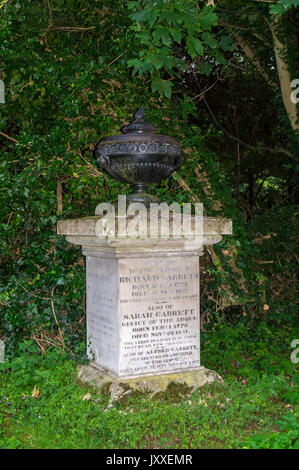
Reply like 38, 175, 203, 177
77, 364, 224, 404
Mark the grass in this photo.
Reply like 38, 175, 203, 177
0, 321, 298, 449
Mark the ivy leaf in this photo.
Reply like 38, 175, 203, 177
202, 32, 217, 49
180, 10, 198, 27
127, 58, 154, 75
161, 30, 172, 47
160, 11, 180, 25
153, 27, 172, 47
136, 61, 155, 74
219, 35, 234, 52
131, 10, 147, 22
199, 62, 212, 76
127, 1, 140, 10
151, 54, 165, 70
280, 0, 296, 8
199, 6, 218, 31
213, 50, 227, 65
127, 58, 141, 75
151, 77, 172, 98
132, 9, 158, 27
137, 31, 151, 45
270, 0, 299, 14
186, 36, 204, 59
169, 28, 182, 44
270, 4, 284, 14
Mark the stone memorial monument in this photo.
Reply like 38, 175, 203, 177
57, 109, 232, 397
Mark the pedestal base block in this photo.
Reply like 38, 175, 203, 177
77, 363, 223, 402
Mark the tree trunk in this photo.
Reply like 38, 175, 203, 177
269, 15, 299, 132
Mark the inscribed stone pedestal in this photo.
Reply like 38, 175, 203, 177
57, 215, 232, 380
86, 254, 200, 378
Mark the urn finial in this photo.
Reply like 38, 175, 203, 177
134, 107, 144, 120
121, 107, 157, 135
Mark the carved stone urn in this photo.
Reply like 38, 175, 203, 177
94, 107, 182, 205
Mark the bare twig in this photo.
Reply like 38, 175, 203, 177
50, 286, 65, 349
202, 96, 294, 159
15, 281, 65, 349
108, 51, 126, 67
255, 260, 274, 264
15, 281, 50, 300
253, 234, 276, 243
173, 173, 200, 203
47, 0, 53, 26
42, 26, 95, 32
31, 332, 62, 352
0, 131, 19, 144
218, 20, 272, 48
57, 180, 63, 213
192, 79, 219, 101
31, 261, 47, 273
76, 149, 104, 177
233, 32, 279, 90
6, 212, 13, 225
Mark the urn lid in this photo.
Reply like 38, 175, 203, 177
98, 107, 181, 146
121, 107, 157, 135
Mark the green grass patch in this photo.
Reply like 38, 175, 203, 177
0, 322, 298, 449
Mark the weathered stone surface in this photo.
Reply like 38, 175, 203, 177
57, 213, 232, 382
77, 363, 223, 401
86, 253, 201, 377
57, 214, 232, 248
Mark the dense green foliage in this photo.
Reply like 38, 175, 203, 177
0, 0, 297, 353
270, 0, 299, 15
0, 0, 298, 450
